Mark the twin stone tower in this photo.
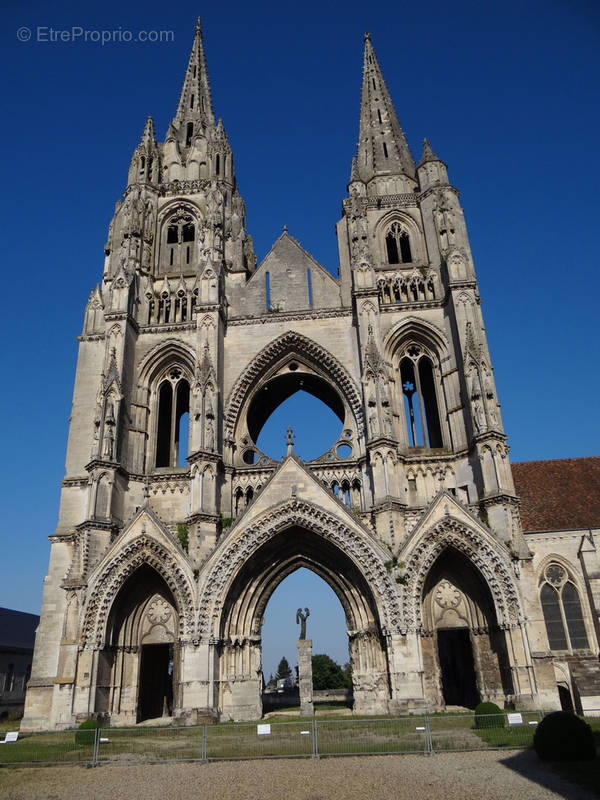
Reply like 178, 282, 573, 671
23, 21, 571, 730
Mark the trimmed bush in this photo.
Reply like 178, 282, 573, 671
74, 719, 99, 745
534, 711, 595, 762
474, 701, 505, 729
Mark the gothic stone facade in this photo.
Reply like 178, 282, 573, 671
23, 23, 600, 730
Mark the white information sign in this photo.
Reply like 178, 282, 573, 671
507, 713, 523, 726
257, 724, 271, 736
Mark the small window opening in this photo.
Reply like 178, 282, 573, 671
190, 94, 195, 109
148, 157, 153, 178
186, 122, 193, 147
307, 268, 313, 306
140, 155, 146, 175
182, 223, 195, 242
169, 248, 174, 266
372, 78, 376, 90
193, 65, 197, 78
377, 109, 382, 124
407, 477, 417, 492
167, 225, 178, 244
215, 154, 220, 175
383, 142, 388, 158
265, 271, 271, 309
186, 246, 190, 264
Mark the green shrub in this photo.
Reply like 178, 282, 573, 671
474, 701, 505, 729
75, 719, 99, 745
534, 711, 595, 762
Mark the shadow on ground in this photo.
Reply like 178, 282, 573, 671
500, 749, 600, 799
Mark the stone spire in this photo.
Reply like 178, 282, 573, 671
355, 32, 416, 184
173, 18, 215, 132
127, 115, 158, 186
419, 138, 440, 166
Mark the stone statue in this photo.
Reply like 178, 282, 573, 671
205, 417, 215, 451
296, 607, 310, 639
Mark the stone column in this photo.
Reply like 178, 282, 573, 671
297, 639, 314, 717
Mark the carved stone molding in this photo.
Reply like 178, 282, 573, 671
196, 498, 401, 640
223, 331, 365, 439
402, 517, 522, 630
82, 534, 195, 646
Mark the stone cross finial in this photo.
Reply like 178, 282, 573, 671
285, 426, 295, 456
296, 607, 310, 639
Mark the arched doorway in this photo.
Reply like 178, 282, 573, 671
215, 526, 390, 719
260, 567, 350, 709
421, 547, 513, 709
95, 565, 180, 724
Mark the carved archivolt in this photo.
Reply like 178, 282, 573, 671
223, 331, 365, 439
82, 534, 195, 647
137, 338, 196, 386
196, 498, 400, 639
401, 518, 522, 630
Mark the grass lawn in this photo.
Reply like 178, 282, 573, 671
0, 731, 93, 765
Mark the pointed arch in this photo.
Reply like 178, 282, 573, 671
383, 317, 449, 361
82, 534, 196, 647
196, 498, 400, 639
137, 338, 196, 387
402, 517, 521, 630
223, 331, 365, 439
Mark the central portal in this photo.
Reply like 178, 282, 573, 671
437, 628, 479, 708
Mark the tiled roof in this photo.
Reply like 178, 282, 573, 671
0, 607, 39, 651
511, 457, 600, 532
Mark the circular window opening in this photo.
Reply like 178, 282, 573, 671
289, 362, 299, 371
242, 449, 257, 465
336, 444, 352, 459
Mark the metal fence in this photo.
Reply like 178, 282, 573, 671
1, 710, 597, 767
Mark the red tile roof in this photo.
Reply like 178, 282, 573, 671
511, 457, 600, 532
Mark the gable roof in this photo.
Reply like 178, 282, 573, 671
0, 607, 39, 651
512, 457, 600, 532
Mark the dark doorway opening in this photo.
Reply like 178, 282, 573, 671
137, 643, 173, 722
558, 683, 574, 712
437, 629, 479, 708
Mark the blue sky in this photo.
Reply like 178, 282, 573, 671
1, 0, 599, 678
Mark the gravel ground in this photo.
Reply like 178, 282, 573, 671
0, 751, 597, 800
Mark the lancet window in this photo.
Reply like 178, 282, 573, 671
160, 210, 196, 273
540, 563, 589, 651
385, 221, 412, 264
155, 368, 190, 468
399, 345, 443, 448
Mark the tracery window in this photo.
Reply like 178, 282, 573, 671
540, 563, 589, 651
400, 345, 442, 448
160, 211, 196, 273
385, 221, 412, 264
155, 368, 190, 468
